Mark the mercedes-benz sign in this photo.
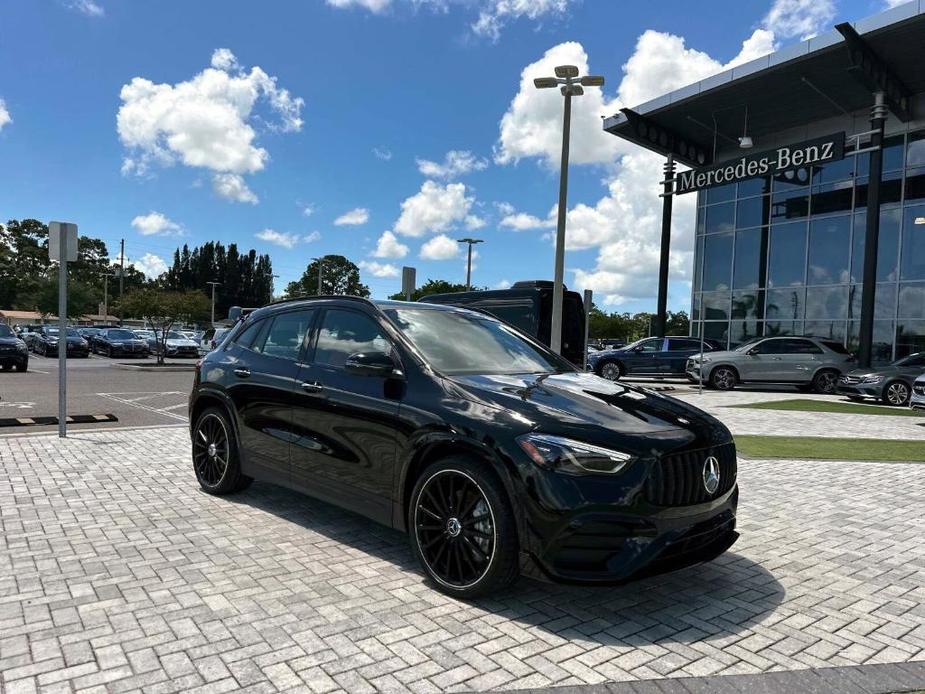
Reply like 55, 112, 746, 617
702, 456, 721, 494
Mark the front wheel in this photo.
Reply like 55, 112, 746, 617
15, 361, 27, 372
710, 366, 738, 391
409, 457, 519, 599
812, 369, 838, 394
883, 381, 911, 407
191, 408, 252, 495
598, 361, 623, 381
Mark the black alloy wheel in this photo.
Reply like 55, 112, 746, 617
410, 458, 519, 598
711, 366, 737, 391
883, 381, 911, 406
599, 361, 622, 381
812, 369, 838, 394
191, 408, 252, 495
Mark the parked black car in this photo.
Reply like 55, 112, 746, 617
837, 352, 925, 406
32, 327, 90, 357
0, 324, 29, 371
189, 297, 738, 598
588, 336, 724, 380
92, 328, 150, 357
17, 324, 45, 351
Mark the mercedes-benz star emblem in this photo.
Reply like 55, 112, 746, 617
702, 456, 721, 494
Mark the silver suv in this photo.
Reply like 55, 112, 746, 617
687, 336, 855, 393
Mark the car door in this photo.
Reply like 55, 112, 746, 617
223, 310, 314, 485
624, 338, 664, 375
665, 338, 702, 376
289, 306, 403, 525
741, 338, 786, 381
774, 338, 823, 382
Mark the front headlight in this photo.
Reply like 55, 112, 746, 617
860, 375, 883, 384
516, 433, 633, 475
112, 342, 125, 347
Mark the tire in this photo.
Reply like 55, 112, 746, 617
812, 369, 839, 395
882, 380, 911, 407
710, 366, 738, 391
15, 361, 27, 373
106, 346, 113, 358
408, 456, 519, 599
191, 407, 253, 495
598, 361, 623, 381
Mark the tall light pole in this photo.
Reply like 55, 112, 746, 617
207, 281, 221, 326
102, 272, 114, 319
534, 66, 604, 354
457, 238, 483, 290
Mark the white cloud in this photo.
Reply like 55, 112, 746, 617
115, 251, 167, 279
883, 0, 912, 6
334, 207, 370, 226
68, 0, 104, 17
256, 229, 300, 248
117, 48, 303, 200
472, 0, 572, 42
372, 230, 409, 259
304, 231, 322, 243
0, 99, 11, 131
416, 150, 489, 179
212, 173, 258, 204
373, 146, 393, 161
499, 207, 555, 231
359, 260, 400, 278
465, 214, 486, 230
302, 203, 316, 217
130, 211, 182, 236
327, 0, 391, 12
493, 279, 512, 290
394, 181, 474, 237
419, 234, 460, 260
763, 0, 836, 41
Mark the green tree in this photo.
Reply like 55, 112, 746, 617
28, 271, 98, 319
286, 255, 370, 298
117, 289, 210, 365
388, 278, 472, 302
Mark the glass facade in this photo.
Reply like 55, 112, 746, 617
692, 131, 925, 363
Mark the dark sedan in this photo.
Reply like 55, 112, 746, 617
837, 352, 925, 406
588, 336, 724, 380
0, 324, 29, 371
189, 298, 738, 598
92, 328, 150, 358
32, 327, 90, 357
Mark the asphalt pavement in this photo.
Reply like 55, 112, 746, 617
0, 352, 195, 435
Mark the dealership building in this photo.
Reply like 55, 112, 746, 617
604, 2, 925, 365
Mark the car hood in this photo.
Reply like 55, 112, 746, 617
845, 365, 910, 378
444, 371, 731, 455
165, 338, 198, 347
690, 349, 740, 360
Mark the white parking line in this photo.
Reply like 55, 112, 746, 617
97, 392, 188, 422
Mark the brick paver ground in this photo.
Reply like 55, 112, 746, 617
1, 426, 923, 693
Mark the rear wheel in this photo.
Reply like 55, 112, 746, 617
883, 381, 911, 406
598, 361, 623, 381
812, 369, 838, 394
191, 408, 252, 495
710, 366, 737, 391
15, 361, 27, 372
409, 457, 519, 599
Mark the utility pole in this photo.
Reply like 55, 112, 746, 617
533, 66, 604, 354
118, 238, 125, 327
457, 238, 483, 290
102, 272, 114, 319
311, 257, 324, 295
207, 281, 221, 326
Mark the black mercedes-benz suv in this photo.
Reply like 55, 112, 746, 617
189, 297, 739, 598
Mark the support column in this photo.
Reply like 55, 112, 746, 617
655, 155, 676, 337
858, 92, 887, 368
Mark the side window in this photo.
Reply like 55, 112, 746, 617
667, 338, 699, 351
791, 339, 823, 354
753, 339, 782, 354
261, 310, 314, 361
638, 338, 663, 352
235, 319, 268, 351
314, 309, 392, 369
483, 301, 537, 336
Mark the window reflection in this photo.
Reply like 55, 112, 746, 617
768, 222, 807, 287
766, 288, 805, 320
704, 202, 734, 234
805, 286, 848, 320
807, 216, 850, 285
901, 204, 925, 281
733, 228, 762, 289
702, 232, 733, 291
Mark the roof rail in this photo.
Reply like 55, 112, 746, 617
265, 294, 375, 308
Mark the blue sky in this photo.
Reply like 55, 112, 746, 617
0, 0, 886, 312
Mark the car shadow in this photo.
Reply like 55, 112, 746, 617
223, 480, 785, 646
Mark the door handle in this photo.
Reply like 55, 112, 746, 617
301, 381, 324, 394
233, 367, 251, 378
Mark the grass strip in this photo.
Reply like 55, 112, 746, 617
735, 435, 925, 461
727, 398, 924, 417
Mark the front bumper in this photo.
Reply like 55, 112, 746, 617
836, 380, 883, 398
0, 352, 27, 366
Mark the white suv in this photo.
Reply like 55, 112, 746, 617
912, 374, 925, 411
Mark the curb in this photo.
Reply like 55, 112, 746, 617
113, 363, 197, 372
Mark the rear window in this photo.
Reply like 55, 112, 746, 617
821, 340, 849, 354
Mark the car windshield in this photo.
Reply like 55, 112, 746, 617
0, 325, 14, 338
167, 331, 185, 339
108, 329, 137, 339
384, 307, 572, 376
894, 352, 925, 367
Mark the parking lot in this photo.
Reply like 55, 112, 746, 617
0, 426, 923, 693
0, 354, 194, 435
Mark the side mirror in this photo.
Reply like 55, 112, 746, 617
747, 348, 759, 356
345, 351, 398, 377
632, 345, 644, 353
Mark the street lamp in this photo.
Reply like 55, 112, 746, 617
534, 65, 604, 354
310, 257, 324, 295
206, 281, 221, 327
457, 238, 483, 290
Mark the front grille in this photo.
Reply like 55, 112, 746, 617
840, 375, 861, 385
645, 443, 737, 507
